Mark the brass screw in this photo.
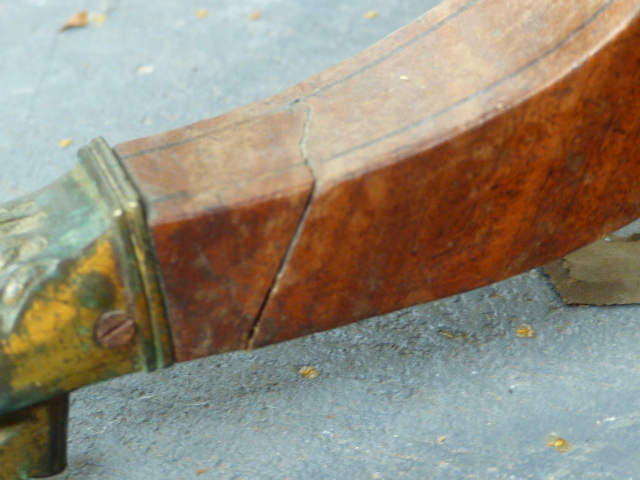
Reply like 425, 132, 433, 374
94, 311, 136, 348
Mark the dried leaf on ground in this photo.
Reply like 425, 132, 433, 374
93, 13, 108, 25
60, 11, 89, 31
299, 366, 320, 379
515, 324, 534, 338
249, 10, 263, 21
545, 234, 640, 305
57, 139, 73, 148
196, 9, 209, 19
545, 434, 572, 453
364, 11, 379, 19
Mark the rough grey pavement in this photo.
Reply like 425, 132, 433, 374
2, 1, 640, 479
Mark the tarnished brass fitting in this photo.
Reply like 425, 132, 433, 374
0, 138, 173, 479
0, 395, 69, 479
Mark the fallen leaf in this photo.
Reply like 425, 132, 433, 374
196, 9, 209, 19
299, 366, 320, 379
249, 10, 263, 21
545, 434, 572, 453
436, 436, 447, 444
93, 13, 108, 25
515, 324, 534, 338
60, 11, 89, 31
196, 468, 207, 475
57, 139, 73, 148
545, 234, 640, 305
364, 10, 379, 20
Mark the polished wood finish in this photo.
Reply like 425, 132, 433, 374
116, 0, 640, 361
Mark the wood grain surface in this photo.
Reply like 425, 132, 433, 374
115, 0, 640, 361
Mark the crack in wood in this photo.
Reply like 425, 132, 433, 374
247, 99, 317, 349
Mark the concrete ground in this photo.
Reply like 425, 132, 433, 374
2, 1, 640, 479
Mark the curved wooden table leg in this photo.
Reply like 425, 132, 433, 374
2, 1, 640, 477
116, 0, 640, 361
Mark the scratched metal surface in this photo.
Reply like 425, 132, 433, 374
2, 1, 640, 479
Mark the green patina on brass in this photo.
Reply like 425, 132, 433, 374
0, 138, 173, 479
74, 272, 116, 310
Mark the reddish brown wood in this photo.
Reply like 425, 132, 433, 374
116, 102, 313, 359
116, 0, 640, 361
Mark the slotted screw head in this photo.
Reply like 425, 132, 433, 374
94, 311, 136, 348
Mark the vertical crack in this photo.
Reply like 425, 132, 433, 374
246, 99, 317, 348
